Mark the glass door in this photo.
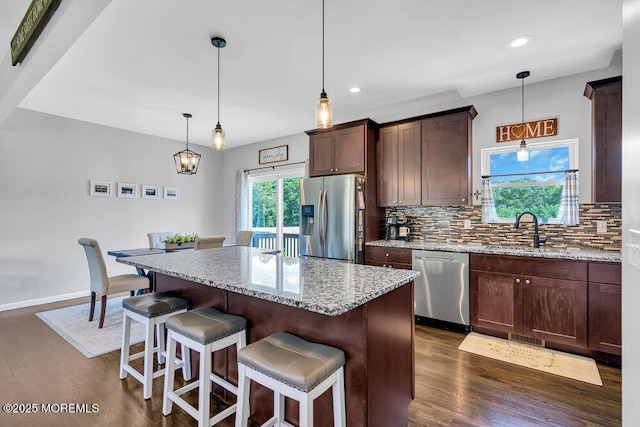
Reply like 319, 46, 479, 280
248, 167, 304, 256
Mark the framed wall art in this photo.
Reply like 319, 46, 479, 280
259, 145, 288, 164
117, 182, 137, 198
163, 186, 179, 200
142, 185, 159, 199
89, 180, 112, 197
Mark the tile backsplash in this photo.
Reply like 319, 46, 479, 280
386, 204, 621, 252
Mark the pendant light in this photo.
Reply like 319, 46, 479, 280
211, 36, 226, 151
516, 70, 530, 162
314, 0, 333, 128
174, 113, 201, 175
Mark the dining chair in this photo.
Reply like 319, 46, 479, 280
147, 232, 176, 249
78, 238, 150, 328
235, 230, 255, 246
194, 235, 226, 250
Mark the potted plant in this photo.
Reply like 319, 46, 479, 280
163, 233, 199, 251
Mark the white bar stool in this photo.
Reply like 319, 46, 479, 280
119, 292, 191, 400
162, 307, 247, 427
235, 332, 346, 427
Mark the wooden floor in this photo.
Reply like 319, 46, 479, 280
0, 298, 621, 426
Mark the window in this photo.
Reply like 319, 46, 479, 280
481, 139, 578, 223
248, 166, 304, 256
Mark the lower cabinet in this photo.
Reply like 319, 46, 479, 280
471, 254, 622, 357
470, 254, 588, 349
365, 246, 412, 269
588, 262, 622, 355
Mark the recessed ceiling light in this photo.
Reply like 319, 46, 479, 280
349, 87, 361, 93
508, 36, 532, 48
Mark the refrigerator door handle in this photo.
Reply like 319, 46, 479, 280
318, 190, 325, 251
322, 189, 328, 252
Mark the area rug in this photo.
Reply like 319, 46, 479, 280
458, 332, 603, 386
36, 296, 144, 358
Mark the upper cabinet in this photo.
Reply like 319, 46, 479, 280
376, 106, 476, 207
307, 120, 376, 177
421, 108, 475, 205
377, 121, 422, 207
584, 76, 622, 203
306, 119, 383, 241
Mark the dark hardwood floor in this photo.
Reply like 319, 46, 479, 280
0, 298, 621, 426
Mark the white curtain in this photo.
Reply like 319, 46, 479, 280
481, 178, 498, 223
556, 171, 579, 225
234, 169, 249, 240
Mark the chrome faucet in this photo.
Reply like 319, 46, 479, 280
514, 211, 547, 248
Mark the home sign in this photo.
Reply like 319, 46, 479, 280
496, 118, 558, 143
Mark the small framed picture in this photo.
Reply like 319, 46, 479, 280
164, 186, 179, 200
142, 185, 159, 199
117, 183, 137, 198
89, 180, 112, 197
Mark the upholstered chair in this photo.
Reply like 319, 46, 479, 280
147, 232, 176, 249
78, 238, 150, 328
235, 230, 255, 247
194, 236, 226, 250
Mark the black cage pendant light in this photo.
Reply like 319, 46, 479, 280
516, 70, 530, 162
174, 113, 201, 175
211, 36, 226, 151
315, 0, 333, 128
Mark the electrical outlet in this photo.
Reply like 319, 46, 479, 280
463, 219, 472, 229
596, 221, 607, 233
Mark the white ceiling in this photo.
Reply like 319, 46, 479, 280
2, 0, 622, 148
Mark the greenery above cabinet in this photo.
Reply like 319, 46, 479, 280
376, 106, 477, 207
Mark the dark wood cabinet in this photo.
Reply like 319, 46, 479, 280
588, 262, 621, 355
308, 123, 366, 176
306, 119, 384, 241
377, 121, 421, 207
421, 108, 475, 205
470, 254, 588, 349
584, 76, 622, 203
365, 246, 412, 269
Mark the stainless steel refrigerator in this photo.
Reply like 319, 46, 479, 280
299, 174, 366, 263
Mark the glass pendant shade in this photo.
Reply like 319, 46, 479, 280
517, 140, 529, 162
212, 122, 225, 151
315, 91, 333, 128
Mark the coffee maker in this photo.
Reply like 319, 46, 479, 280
385, 215, 410, 240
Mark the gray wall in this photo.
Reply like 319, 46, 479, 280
622, 0, 639, 421
0, 108, 223, 309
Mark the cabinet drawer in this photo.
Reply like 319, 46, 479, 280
365, 246, 412, 264
470, 254, 587, 281
366, 260, 412, 270
588, 262, 621, 285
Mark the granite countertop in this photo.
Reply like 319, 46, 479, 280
116, 246, 419, 316
366, 240, 621, 263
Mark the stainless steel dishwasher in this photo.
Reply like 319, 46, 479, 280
412, 250, 470, 331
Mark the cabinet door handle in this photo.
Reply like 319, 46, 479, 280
515, 278, 521, 284
461, 198, 466, 202
525, 279, 531, 285
385, 253, 390, 257
330, 168, 334, 172
399, 200, 403, 204
382, 264, 387, 267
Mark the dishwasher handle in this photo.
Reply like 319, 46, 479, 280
414, 255, 457, 262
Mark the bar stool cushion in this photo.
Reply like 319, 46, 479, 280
122, 292, 189, 318
165, 307, 247, 345
238, 332, 345, 392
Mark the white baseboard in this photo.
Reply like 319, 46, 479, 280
0, 290, 90, 312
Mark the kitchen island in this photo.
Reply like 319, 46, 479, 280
117, 246, 419, 426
